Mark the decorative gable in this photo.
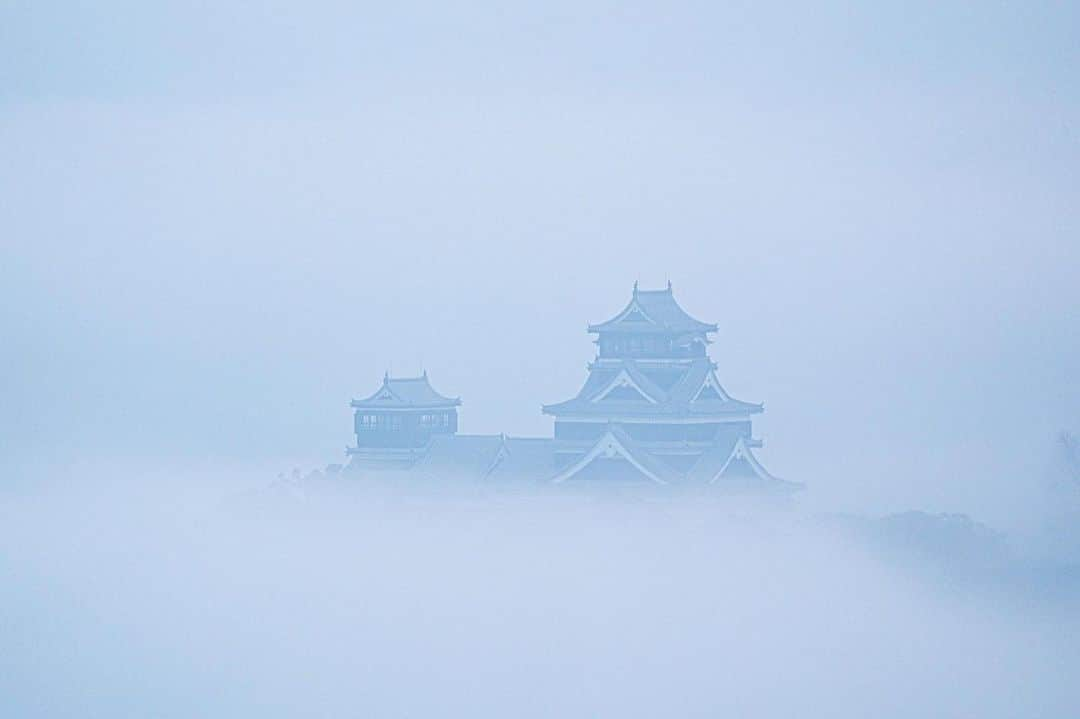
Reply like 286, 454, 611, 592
613, 301, 656, 327
695, 385, 723, 401
599, 384, 650, 402
709, 438, 781, 484
692, 370, 730, 402
551, 430, 669, 485
592, 369, 660, 403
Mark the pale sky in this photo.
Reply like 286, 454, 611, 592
2, 1, 1078, 522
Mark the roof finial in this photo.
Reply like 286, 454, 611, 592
667, 278, 672, 291
633, 279, 639, 296
383, 369, 389, 383
422, 368, 427, 379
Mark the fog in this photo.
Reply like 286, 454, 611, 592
2, 474, 1078, 718
2, 2, 1079, 716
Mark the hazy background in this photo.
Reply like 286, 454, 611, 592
2, 478, 1078, 718
2, 1, 1079, 524
3, 5, 1080, 717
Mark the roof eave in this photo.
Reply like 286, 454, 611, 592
542, 406, 761, 418
587, 323, 717, 334
351, 398, 461, 409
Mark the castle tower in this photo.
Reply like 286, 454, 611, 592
542, 283, 789, 487
347, 372, 461, 468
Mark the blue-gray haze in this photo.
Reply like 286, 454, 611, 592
1, 2, 1078, 717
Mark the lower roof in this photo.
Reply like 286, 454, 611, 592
347, 428, 796, 491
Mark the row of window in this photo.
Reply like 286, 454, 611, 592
356, 413, 452, 431
601, 337, 705, 356
555, 421, 750, 441
419, 413, 451, 427
604, 337, 669, 353
357, 414, 400, 431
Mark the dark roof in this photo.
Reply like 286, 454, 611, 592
351, 372, 461, 409
411, 434, 503, 479
588, 283, 717, 334
684, 436, 742, 483
552, 425, 682, 484
542, 358, 762, 418
487, 437, 557, 481
686, 437, 800, 492
411, 434, 555, 481
345, 430, 791, 489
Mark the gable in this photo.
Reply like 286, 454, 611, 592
708, 438, 782, 484
692, 370, 730, 402
551, 430, 670, 484
614, 301, 656, 327
564, 457, 660, 483
591, 369, 660, 403
717, 456, 757, 479
694, 385, 723, 401
599, 384, 651, 402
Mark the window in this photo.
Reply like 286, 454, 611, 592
358, 414, 378, 431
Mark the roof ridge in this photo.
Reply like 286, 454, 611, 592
353, 371, 461, 407
588, 283, 717, 334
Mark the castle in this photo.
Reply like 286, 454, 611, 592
346, 283, 796, 490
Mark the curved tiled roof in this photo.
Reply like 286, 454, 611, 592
487, 437, 558, 482
351, 372, 462, 409
551, 425, 682, 484
541, 358, 762, 418
409, 435, 556, 482
588, 283, 717, 334
686, 436, 800, 492
411, 434, 503, 479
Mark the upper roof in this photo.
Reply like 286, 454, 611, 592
351, 371, 462, 409
588, 282, 718, 335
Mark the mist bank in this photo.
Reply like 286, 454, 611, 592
3, 468, 1079, 718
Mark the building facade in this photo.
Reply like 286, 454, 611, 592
347, 371, 461, 467
346, 283, 795, 490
